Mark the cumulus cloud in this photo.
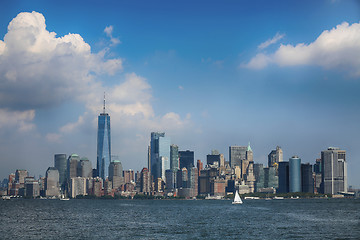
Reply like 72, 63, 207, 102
258, 32, 285, 50
104, 25, 121, 46
0, 11, 123, 111
244, 22, 360, 76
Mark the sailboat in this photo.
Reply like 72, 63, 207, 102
232, 190, 243, 204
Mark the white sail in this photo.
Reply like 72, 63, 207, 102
232, 190, 243, 204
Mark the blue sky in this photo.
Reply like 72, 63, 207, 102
0, 0, 360, 188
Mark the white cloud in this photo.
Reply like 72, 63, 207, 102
178, 85, 184, 90
104, 25, 121, 46
244, 22, 360, 76
0, 11, 123, 111
258, 32, 285, 50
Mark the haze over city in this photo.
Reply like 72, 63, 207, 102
0, 0, 359, 188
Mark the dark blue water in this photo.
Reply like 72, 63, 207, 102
0, 198, 359, 239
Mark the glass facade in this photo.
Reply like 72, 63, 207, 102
289, 156, 301, 192
150, 132, 170, 181
170, 144, 179, 172
97, 113, 111, 180
229, 146, 247, 167
54, 154, 67, 190
179, 150, 194, 170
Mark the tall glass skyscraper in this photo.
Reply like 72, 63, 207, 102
97, 95, 111, 180
289, 156, 301, 192
149, 132, 170, 181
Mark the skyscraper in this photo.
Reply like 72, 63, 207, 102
229, 146, 247, 167
97, 94, 111, 180
170, 144, 179, 172
321, 147, 347, 194
149, 132, 170, 181
278, 161, 289, 193
268, 146, 283, 168
67, 154, 80, 183
179, 150, 194, 170
289, 156, 301, 192
45, 167, 60, 197
54, 154, 67, 190
78, 157, 92, 178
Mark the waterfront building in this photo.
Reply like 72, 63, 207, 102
140, 168, 151, 195
24, 177, 40, 198
54, 154, 67, 190
254, 165, 278, 192
124, 170, 134, 184
149, 132, 170, 181
15, 169, 28, 188
229, 146, 247, 167
179, 150, 194, 170
210, 178, 226, 197
45, 167, 60, 197
70, 177, 86, 198
245, 162, 255, 193
97, 95, 111, 180
301, 163, 314, 193
278, 161, 289, 193
314, 158, 322, 193
198, 169, 211, 195
67, 154, 80, 182
109, 158, 124, 190
321, 147, 347, 194
91, 177, 103, 197
289, 156, 301, 192
188, 167, 198, 196
78, 157, 92, 178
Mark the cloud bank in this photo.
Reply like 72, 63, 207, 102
244, 22, 360, 76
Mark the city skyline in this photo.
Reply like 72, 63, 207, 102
0, 1, 360, 188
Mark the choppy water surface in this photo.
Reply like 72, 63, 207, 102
0, 198, 359, 239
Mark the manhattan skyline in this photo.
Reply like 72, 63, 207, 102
0, 1, 359, 188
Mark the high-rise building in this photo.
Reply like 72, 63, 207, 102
24, 177, 40, 198
289, 156, 301, 192
124, 170, 134, 184
301, 163, 314, 193
321, 147, 347, 194
278, 161, 289, 193
229, 146, 247, 167
268, 146, 283, 168
78, 157, 92, 178
69, 177, 86, 198
45, 167, 60, 197
140, 168, 151, 195
149, 132, 171, 181
207, 150, 225, 167
109, 157, 124, 190
15, 169, 28, 187
170, 144, 179, 172
67, 154, 80, 182
54, 154, 67, 190
97, 94, 111, 180
179, 150, 194, 170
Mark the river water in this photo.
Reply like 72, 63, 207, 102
0, 198, 359, 239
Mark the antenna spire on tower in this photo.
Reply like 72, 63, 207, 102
103, 92, 106, 114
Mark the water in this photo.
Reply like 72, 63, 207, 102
1, 198, 359, 239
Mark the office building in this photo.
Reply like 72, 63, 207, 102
70, 177, 87, 198
124, 170, 134, 184
301, 163, 314, 193
170, 144, 179, 172
268, 146, 283, 168
97, 94, 111, 180
15, 169, 28, 188
45, 167, 60, 197
140, 168, 151, 194
229, 146, 247, 167
207, 150, 225, 167
179, 150, 194, 170
78, 157, 92, 178
289, 156, 301, 192
54, 154, 67, 190
24, 177, 40, 198
67, 154, 80, 182
278, 161, 289, 193
321, 147, 347, 194
149, 132, 170, 181
109, 157, 124, 190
